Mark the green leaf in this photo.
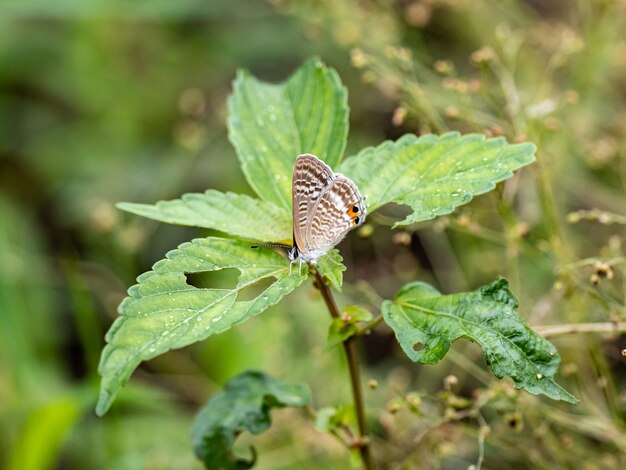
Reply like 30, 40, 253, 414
314, 405, 353, 433
327, 306, 374, 348
117, 190, 291, 244
382, 277, 578, 404
228, 57, 349, 210
316, 249, 345, 290
314, 407, 340, 432
342, 305, 374, 323
96, 238, 307, 416
191, 370, 311, 470
338, 132, 536, 226
8, 395, 82, 470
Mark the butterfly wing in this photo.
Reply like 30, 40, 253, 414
304, 174, 367, 256
292, 154, 335, 254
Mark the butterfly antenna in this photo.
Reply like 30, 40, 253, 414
251, 243, 292, 249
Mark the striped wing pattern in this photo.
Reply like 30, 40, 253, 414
291, 154, 366, 262
292, 154, 334, 253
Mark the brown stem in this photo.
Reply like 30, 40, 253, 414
314, 269, 375, 470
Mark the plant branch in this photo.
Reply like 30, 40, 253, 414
534, 321, 626, 337
314, 268, 375, 470
357, 315, 385, 336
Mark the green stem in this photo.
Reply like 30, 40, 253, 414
534, 321, 626, 337
357, 315, 385, 336
314, 269, 375, 470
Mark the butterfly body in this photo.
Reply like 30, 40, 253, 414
288, 154, 366, 269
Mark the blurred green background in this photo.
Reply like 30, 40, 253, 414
1, 0, 625, 468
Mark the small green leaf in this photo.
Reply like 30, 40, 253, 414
314, 406, 340, 432
327, 306, 374, 348
314, 405, 353, 433
316, 249, 345, 289
342, 305, 375, 323
191, 370, 311, 470
96, 238, 307, 416
228, 57, 349, 210
117, 190, 291, 244
338, 132, 536, 226
382, 277, 578, 404
327, 318, 356, 349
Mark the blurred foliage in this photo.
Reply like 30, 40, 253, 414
1, 0, 625, 469
191, 370, 311, 469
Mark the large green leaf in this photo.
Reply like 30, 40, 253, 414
382, 277, 578, 404
228, 57, 349, 210
117, 190, 291, 244
96, 238, 307, 416
191, 370, 311, 470
338, 132, 536, 226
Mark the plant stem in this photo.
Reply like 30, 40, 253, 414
358, 315, 385, 336
534, 321, 626, 337
314, 269, 375, 470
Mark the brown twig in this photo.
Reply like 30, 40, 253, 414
314, 269, 375, 470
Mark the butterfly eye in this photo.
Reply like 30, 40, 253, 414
351, 205, 360, 214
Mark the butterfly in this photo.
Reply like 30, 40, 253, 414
288, 154, 367, 270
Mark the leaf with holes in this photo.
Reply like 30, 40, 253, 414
191, 370, 310, 470
96, 237, 307, 416
338, 132, 536, 226
117, 190, 291, 244
228, 57, 349, 211
382, 277, 578, 404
